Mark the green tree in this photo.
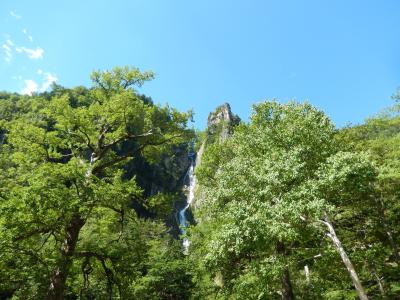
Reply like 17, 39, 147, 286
337, 106, 400, 298
191, 101, 375, 299
0, 67, 193, 299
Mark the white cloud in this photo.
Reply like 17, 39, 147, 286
6, 39, 14, 46
10, 11, 22, 20
40, 73, 58, 92
21, 80, 38, 95
24, 47, 44, 59
16, 71, 57, 95
2, 44, 11, 52
22, 29, 33, 42
16, 47, 44, 59
2, 43, 12, 62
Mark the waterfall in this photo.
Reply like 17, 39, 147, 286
179, 157, 196, 253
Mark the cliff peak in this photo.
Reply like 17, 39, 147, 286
207, 102, 240, 142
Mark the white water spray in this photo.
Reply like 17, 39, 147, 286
179, 158, 196, 253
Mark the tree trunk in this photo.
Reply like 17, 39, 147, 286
47, 214, 85, 300
277, 241, 295, 300
304, 265, 310, 285
281, 267, 295, 300
321, 217, 368, 300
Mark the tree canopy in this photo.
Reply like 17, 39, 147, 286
0, 69, 399, 300
190, 101, 399, 299
0, 67, 194, 299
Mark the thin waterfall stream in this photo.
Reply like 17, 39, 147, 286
179, 156, 196, 253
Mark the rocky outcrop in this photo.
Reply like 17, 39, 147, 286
192, 103, 240, 211
206, 103, 240, 144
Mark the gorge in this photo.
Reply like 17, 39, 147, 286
0, 70, 399, 299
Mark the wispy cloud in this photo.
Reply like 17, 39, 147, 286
16, 46, 44, 59
21, 79, 38, 95
10, 11, 22, 20
3, 16, 55, 94
2, 44, 11, 53
40, 73, 58, 92
22, 28, 33, 42
2, 44, 11, 52
2, 40, 13, 62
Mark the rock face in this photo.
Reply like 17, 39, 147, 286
192, 103, 240, 211
127, 145, 190, 199
124, 144, 191, 237
207, 103, 240, 143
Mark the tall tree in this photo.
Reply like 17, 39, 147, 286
0, 67, 193, 299
191, 101, 375, 299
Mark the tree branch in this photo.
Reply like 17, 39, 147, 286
92, 133, 183, 174
14, 227, 53, 241
77, 128, 94, 151
75, 251, 114, 298
100, 129, 154, 153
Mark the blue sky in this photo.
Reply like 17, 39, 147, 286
1, 0, 399, 129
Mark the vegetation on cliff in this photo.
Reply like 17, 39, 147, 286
0, 67, 399, 299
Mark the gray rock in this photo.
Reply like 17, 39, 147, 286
207, 102, 240, 143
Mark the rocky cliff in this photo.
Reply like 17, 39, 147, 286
125, 144, 191, 237
206, 102, 241, 144
192, 103, 240, 211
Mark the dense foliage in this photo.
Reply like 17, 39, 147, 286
190, 101, 400, 299
0, 67, 194, 299
0, 68, 399, 299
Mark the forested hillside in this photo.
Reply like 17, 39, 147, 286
0, 67, 399, 299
